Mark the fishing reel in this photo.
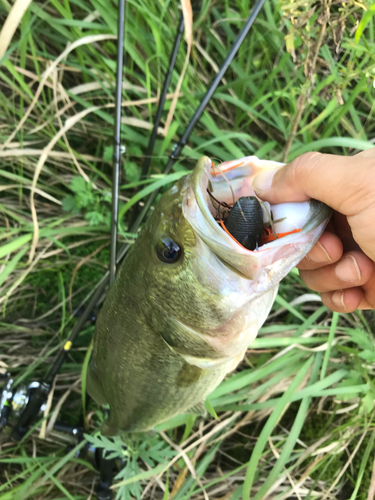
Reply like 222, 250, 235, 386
0, 374, 120, 500
0, 375, 47, 433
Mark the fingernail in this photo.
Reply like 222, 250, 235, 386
308, 241, 332, 263
252, 170, 276, 194
335, 255, 361, 282
332, 290, 346, 309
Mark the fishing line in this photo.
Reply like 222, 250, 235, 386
211, 162, 237, 207
124, 154, 197, 160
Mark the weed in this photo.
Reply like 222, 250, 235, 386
1, 0, 375, 498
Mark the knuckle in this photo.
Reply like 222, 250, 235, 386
296, 257, 309, 269
298, 269, 318, 290
321, 292, 343, 312
288, 152, 323, 187
339, 163, 375, 215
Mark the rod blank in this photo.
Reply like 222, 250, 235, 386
110, 0, 126, 286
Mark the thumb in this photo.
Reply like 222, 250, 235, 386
252, 150, 375, 216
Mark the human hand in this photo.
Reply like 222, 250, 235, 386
252, 149, 375, 312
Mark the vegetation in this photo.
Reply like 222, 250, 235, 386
1, 0, 375, 498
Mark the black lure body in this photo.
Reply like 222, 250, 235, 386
225, 196, 263, 250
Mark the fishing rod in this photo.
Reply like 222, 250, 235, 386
109, 0, 126, 287
128, 13, 185, 227
97, 0, 127, 496
0, 0, 266, 484
0, 6, 182, 442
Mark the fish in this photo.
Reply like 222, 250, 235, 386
87, 155, 331, 435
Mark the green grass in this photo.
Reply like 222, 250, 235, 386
1, 0, 375, 498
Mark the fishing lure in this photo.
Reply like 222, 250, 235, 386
224, 196, 263, 251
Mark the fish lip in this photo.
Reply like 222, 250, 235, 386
183, 155, 332, 280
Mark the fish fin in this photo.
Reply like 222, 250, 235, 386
86, 364, 108, 406
101, 418, 118, 437
187, 401, 207, 416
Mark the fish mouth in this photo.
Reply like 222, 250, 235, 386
183, 155, 332, 283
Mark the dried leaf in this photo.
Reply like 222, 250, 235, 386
163, 0, 193, 135
1, 34, 116, 150
0, 0, 33, 59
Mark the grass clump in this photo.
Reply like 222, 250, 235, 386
1, 0, 375, 499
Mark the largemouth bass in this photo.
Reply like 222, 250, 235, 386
87, 156, 331, 435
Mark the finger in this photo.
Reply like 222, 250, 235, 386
299, 251, 374, 293
362, 273, 375, 309
322, 270, 375, 312
321, 288, 365, 313
330, 211, 361, 253
252, 149, 375, 216
297, 232, 343, 270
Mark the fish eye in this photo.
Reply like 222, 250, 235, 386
156, 238, 182, 264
